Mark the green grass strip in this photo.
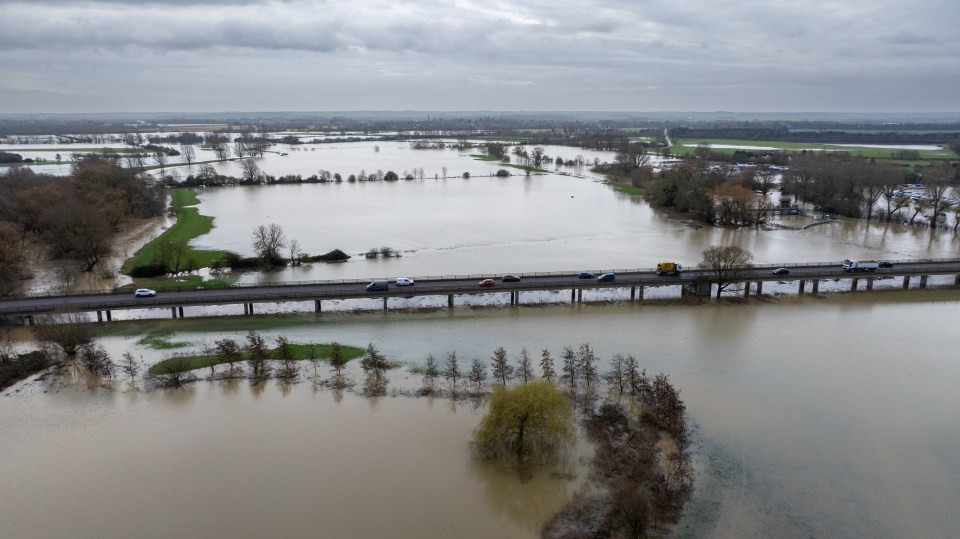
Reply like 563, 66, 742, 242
148, 342, 365, 374
121, 188, 226, 274
137, 330, 192, 350
606, 181, 643, 196
469, 154, 501, 161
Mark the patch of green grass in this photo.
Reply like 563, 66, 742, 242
137, 330, 191, 350
121, 188, 226, 274
118, 274, 234, 292
469, 154, 501, 161
0, 147, 143, 153
606, 181, 643, 196
148, 341, 365, 374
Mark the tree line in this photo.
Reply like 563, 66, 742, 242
0, 156, 166, 296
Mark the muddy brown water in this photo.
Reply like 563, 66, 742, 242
3, 288, 960, 537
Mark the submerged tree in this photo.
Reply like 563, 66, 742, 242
490, 346, 513, 386
540, 348, 556, 384
516, 348, 534, 384
469, 357, 488, 392
32, 313, 98, 356
700, 245, 753, 298
472, 380, 575, 468
444, 351, 461, 391
422, 353, 440, 392
561, 346, 577, 390
360, 343, 390, 395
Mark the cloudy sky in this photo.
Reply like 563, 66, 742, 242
1, 0, 958, 113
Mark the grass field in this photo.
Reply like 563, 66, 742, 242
670, 138, 957, 160
148, 341, 365, 374
121, 188, 226, 274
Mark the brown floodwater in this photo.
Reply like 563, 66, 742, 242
4, 287, 960, 537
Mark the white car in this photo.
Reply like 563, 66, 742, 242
396, 277, 415, 286
134, 288, 157, 297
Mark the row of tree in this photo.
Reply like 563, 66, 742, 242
0, 157, 166, 295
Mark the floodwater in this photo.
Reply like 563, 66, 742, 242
3, 289, 960, 538
4, 135, 960, 537
191, 168, 959, 284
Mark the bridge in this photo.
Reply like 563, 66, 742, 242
2, 258, 959, 323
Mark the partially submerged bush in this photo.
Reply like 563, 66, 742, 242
472, 380, 574, 468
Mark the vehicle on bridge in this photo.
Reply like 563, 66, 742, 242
366, 280, 389, 291
502, 274, 520, 283
479, 279, 496, 287
577, 272, 595, 279
842, 259, 880, 272
396, 277, 415, 286
134, 288, 157, 297
656, 262, 682, 276
772, 267, 790, 276
597, 273, 616, 282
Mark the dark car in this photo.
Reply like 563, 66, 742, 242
502, 274, 521, 283
597, 273, 616, 282
878, 261, 894, 268
577, 272, 595, 279
772, 267, 790, 276
478, 279, 496, 287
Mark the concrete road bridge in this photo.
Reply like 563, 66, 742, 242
2, 258, 959, 323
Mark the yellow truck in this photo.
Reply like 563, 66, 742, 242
656, 261, 682, 276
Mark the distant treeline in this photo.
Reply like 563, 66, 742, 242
670, 126, 960, 145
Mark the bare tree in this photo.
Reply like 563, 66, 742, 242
605, 353, 627, 394
539, 348, 556, 384
490, 346, 513, 386
119, 352, 139, 384
469, 357, 487, 392
700, 245, 753, 298
422, 353, 440, 391
180, 144, 195, 167
245, 330, 270, 381
78, 342, 114, 378
32, 313, 98, 356
530, 146, 546, 168
360, 343, 390, 395
577, 343, 599, 388
516, 348, 534, 384
444, 351, 460, 391
152, 149, 167, 175
561, 346, 577, 390
288, 239, 303, 266
252, 223, 286, 266
241, 158, 262, 183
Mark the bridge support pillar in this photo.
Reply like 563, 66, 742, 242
955, 274, 960, 286
96, 311, 103, 323
106, 311, 112, 322
812, 280, 819, 294
866, 279, 874, 291
744, 282, 750, 298
570, 289, 575, 303
577, 289, 582, 303
448, 294, 454, 308
903, 276, 910, 289
248, 303, 254, 315
315, 300, 321, 313
756, 281, 763, 295
630, 287, 636, 301
383, 297, 388, 311
173, 307, 179, 318
920, 275, 928, 289
851, 278, 858, 291
178, 306, 184, 318
798, 280, 805, 294
637, 286, 644, 301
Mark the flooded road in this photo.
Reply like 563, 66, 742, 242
3, 288, 960, 537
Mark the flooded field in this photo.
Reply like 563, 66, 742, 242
3, 135, 960, 538
3, 289, 960, 537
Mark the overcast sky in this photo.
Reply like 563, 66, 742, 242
1, 0, 958, 113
